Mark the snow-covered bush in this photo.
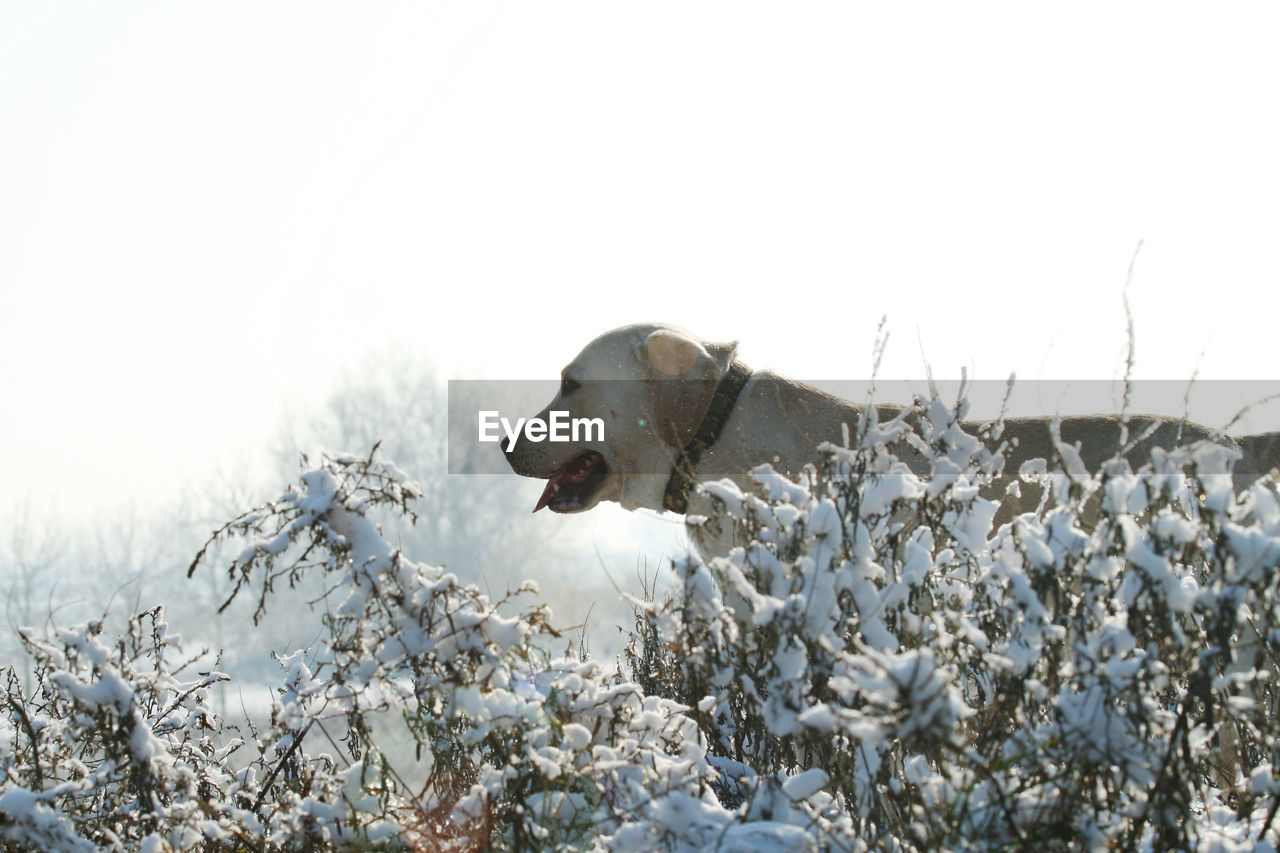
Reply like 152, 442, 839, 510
4, 448, 735, 851
6, 382, 1280, 850
629, 387, 1280, 851
0, 608, 237, 851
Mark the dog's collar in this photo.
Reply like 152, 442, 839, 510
662, 360, 752, 514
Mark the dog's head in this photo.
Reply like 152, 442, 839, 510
503, 323, 738, 513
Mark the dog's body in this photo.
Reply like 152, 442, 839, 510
504, 323, 1279, 547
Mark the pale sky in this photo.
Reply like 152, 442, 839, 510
3, 3, 1280, 523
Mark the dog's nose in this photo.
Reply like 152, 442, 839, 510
499, 435, 510, 453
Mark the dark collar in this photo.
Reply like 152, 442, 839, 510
662, 361, 752, 513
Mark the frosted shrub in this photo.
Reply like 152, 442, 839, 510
1, 448, 746, 851
6, 389, 1280, 850
0, 609, 245, 850
630, 390, 1280, 851
188, 448, 747, 851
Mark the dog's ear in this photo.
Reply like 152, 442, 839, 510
640, 329, 724, 450
645, 329, 702, 376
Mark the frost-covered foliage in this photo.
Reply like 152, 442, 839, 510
6, 386, 1280, 850
630, 389, 1280, 851
3, 449, 730, 851
0, 609, 235, 851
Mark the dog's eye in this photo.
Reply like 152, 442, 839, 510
561, 377, 580, 396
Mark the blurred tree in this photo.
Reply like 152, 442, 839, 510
1, 499, 64, 691
271, 345, 535, 582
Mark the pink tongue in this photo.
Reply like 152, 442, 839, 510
534, 479, 561, 512
532, 455, 600, 512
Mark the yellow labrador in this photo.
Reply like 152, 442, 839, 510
504, 323, 1279, 541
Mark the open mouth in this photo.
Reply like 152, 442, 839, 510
534, 451, 608, 513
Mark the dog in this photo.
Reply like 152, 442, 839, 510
503, 323, 1279, 542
